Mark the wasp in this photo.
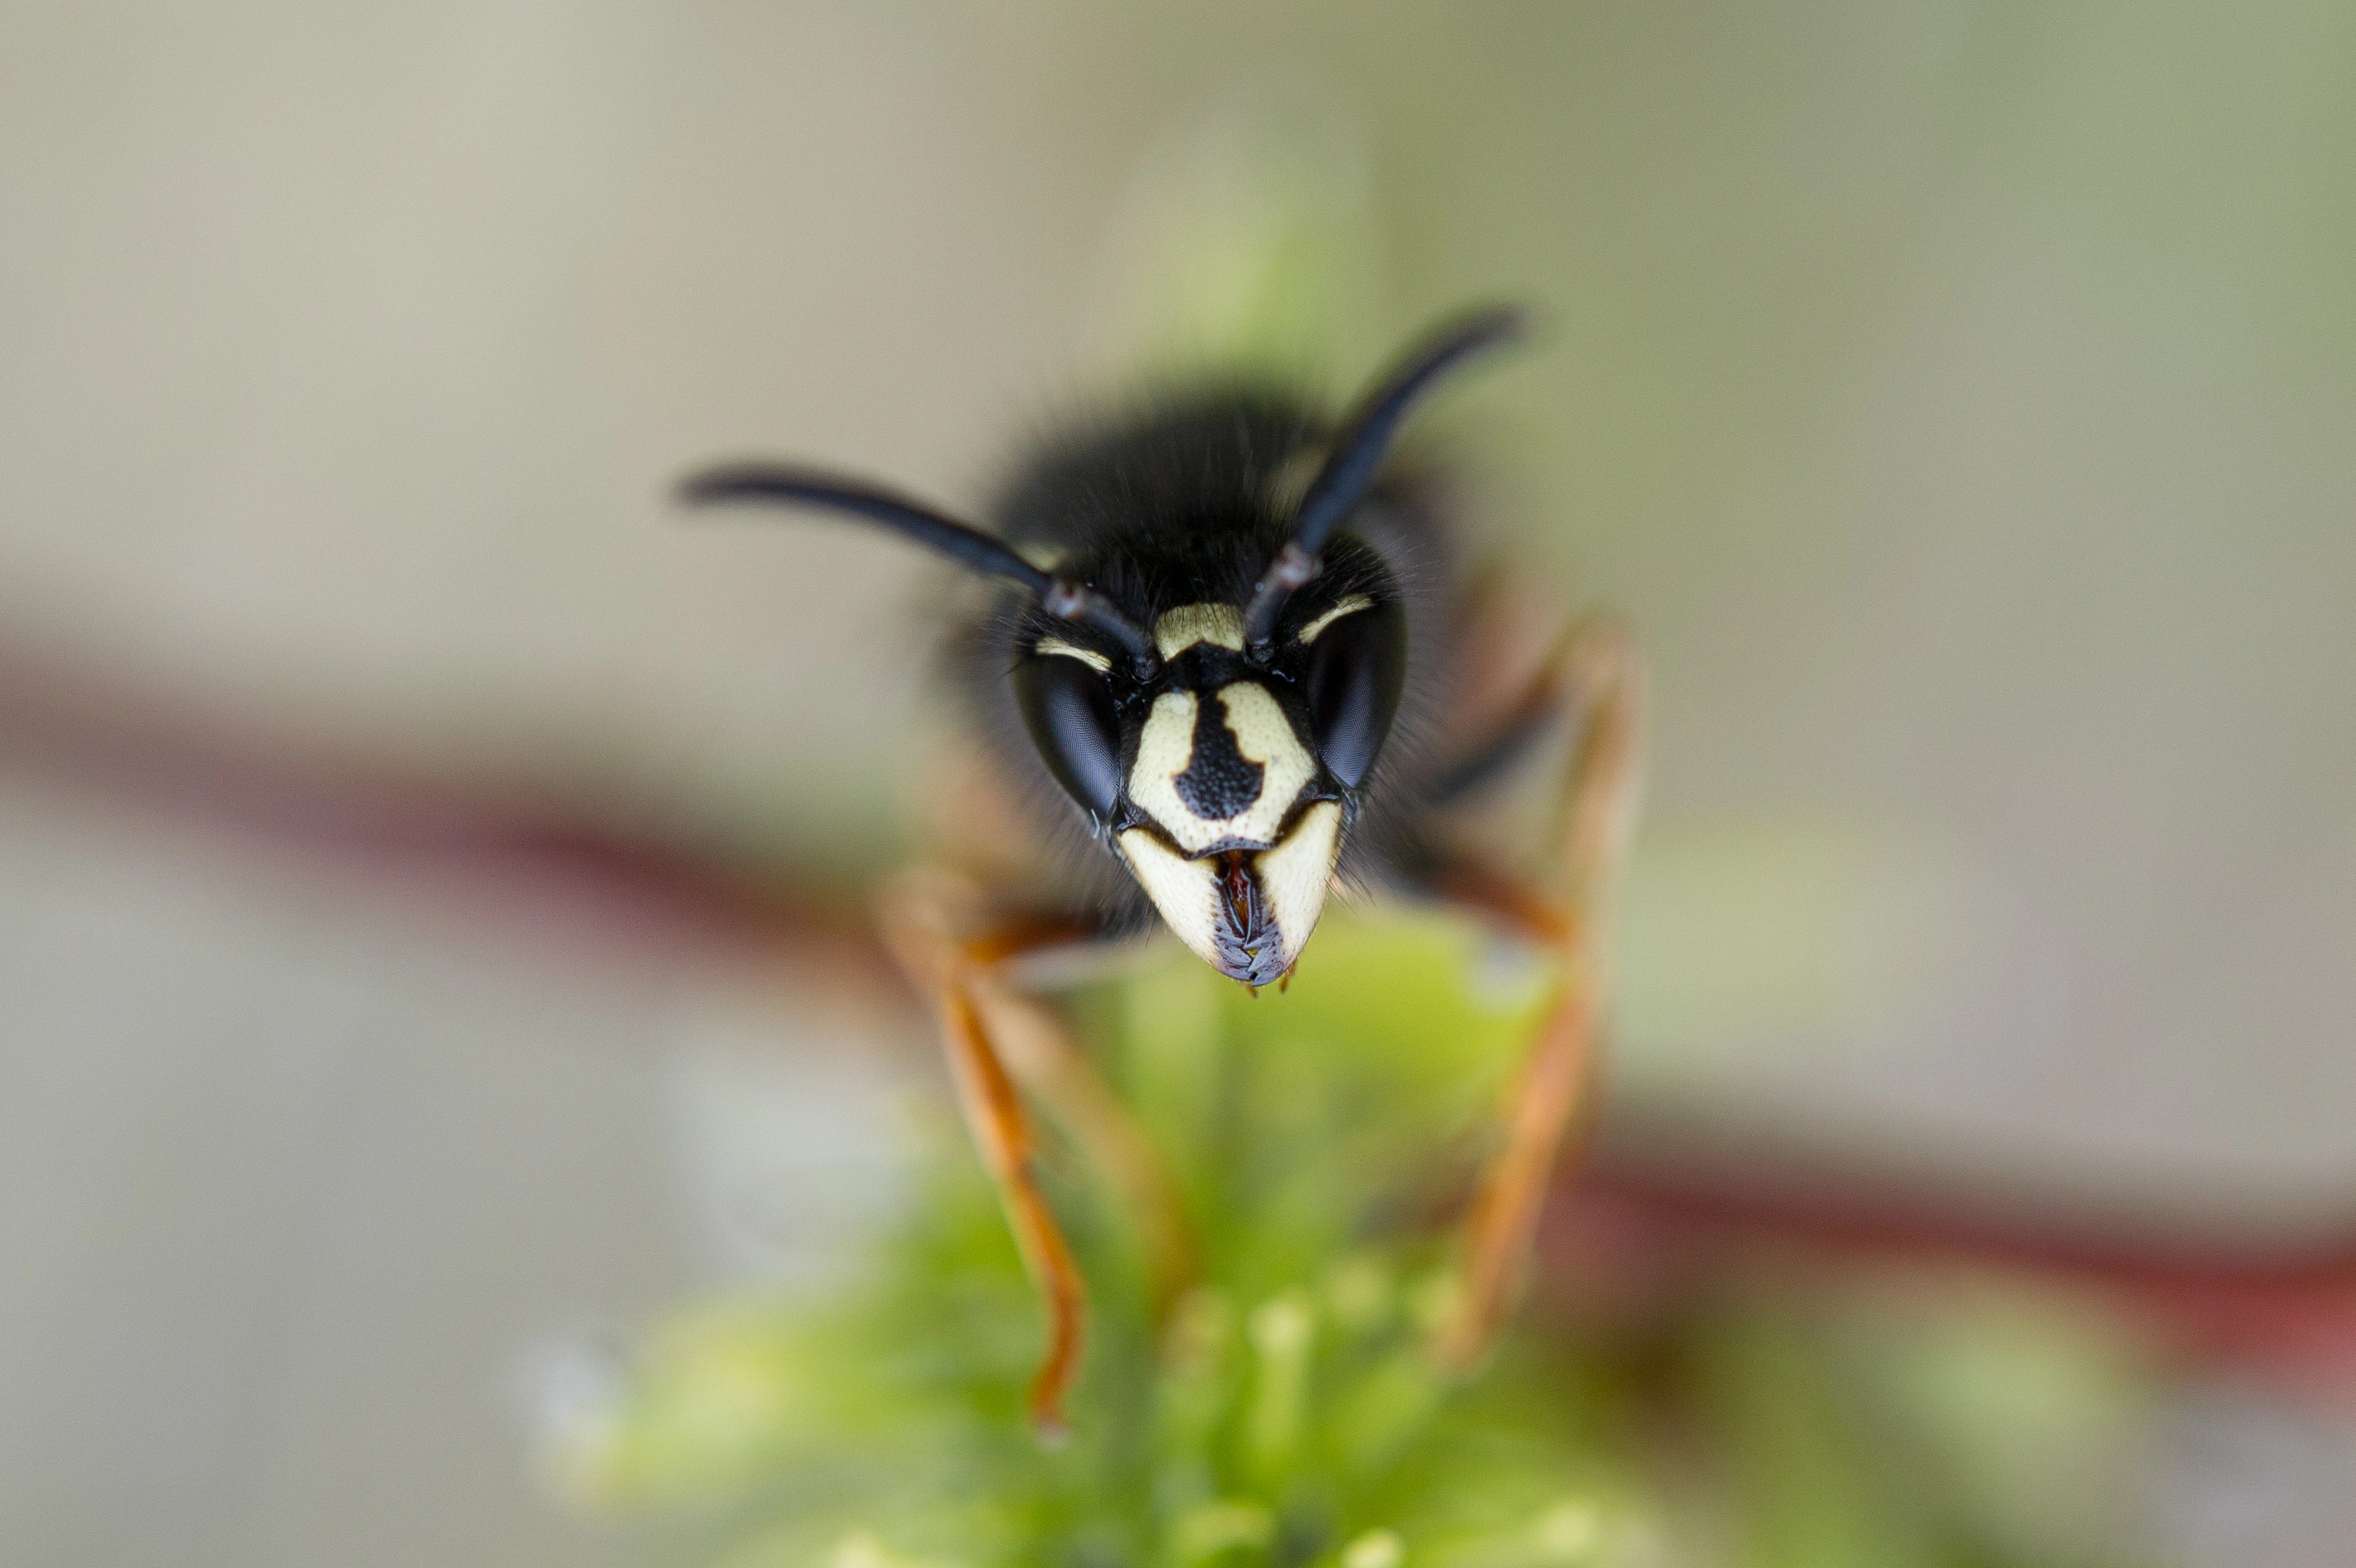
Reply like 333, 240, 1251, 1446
679, 306, 1644, 1437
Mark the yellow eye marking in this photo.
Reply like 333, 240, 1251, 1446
1016, 541, 1069, 573
1034, 636, 1111, 674
1153, 602, 1246, 659
1297, 594, 1373, 645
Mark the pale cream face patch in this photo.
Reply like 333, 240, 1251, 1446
1252, 801, 1341, 959
1129, 692, 1203, 835
1116, 603, 1342, 979
1128, 682, 1317, 854
1153, 602, 1245, 660
1117, 801, 1342, 980
1117, 826, 1221, 969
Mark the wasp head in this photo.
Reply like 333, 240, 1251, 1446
679, 305, 1522, 990
1014, 555, 1406, 986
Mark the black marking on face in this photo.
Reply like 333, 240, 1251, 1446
1173, 692, 1266, 820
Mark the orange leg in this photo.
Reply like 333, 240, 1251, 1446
937, 980, 1086, 1440
960, 968, 1200, 1320
878, 876, 1196, 1440
1433, 618, 1644, 1372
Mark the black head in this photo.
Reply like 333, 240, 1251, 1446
677, 305, 1523, 985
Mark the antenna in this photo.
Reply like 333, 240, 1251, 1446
679, 464, 1160, 673
1242, 305, 1527, 654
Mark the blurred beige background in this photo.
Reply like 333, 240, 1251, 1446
2, 4, 2351, 1564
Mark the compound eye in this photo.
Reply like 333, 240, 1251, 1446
1305, 597, 1406, 789
1014, 651, 1123, 820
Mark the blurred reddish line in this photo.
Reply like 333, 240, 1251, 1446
0, 635, 903, 993
1562, 1170, 2356, 1392
5, 634, 2354, 1383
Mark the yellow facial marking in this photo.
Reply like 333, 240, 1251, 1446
1034, 635, 1111, 674
1131, 691, 1202, 829
1211, 683, 1315, 841
1153, 602, 1246, 660
1118, 828, 1221, 969
1016, 541, 1069, 573
1252, 801, 1342, 960
1297, 594, 1373, 645
1118, 801, 1342, 980
1128, 682, 1316, 854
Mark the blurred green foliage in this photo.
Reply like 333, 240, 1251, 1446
548, 912, 2158, 1567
